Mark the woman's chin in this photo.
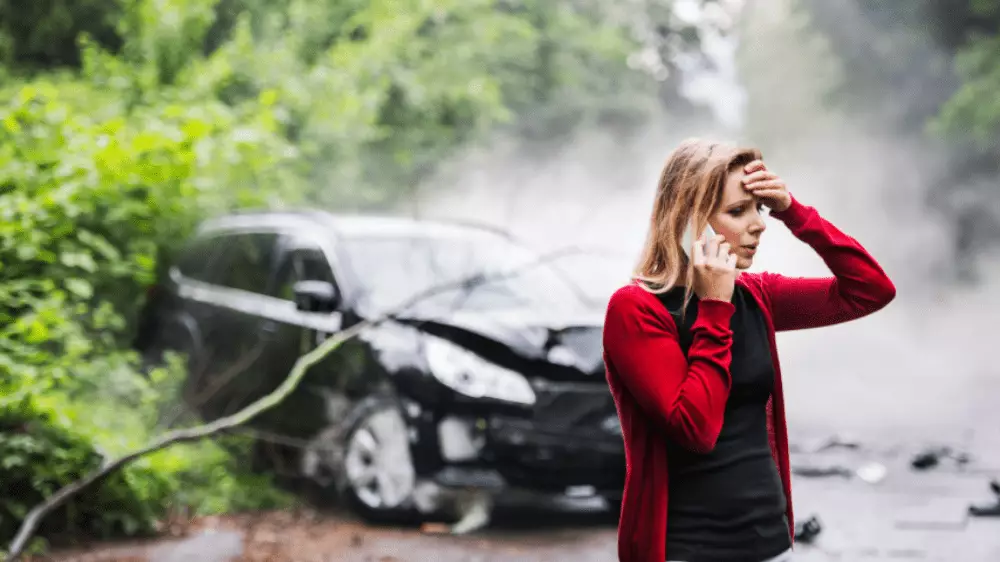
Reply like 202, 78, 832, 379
736, 257, 754, 270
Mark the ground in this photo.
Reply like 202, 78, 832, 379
30, 438, 1000, 562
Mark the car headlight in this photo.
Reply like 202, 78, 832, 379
423, 336, 536, 406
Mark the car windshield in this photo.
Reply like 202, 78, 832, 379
337, 229, 589, 314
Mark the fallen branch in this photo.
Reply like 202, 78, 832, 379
4, 245, 588, 561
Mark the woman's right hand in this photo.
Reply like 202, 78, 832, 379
692, 234, 738, 302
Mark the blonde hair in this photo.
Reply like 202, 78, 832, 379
633, 138, 762, 307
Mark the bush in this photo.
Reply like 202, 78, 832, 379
1, 354, 295, 552
0, 65, 298, 552
0, 395, 170, 550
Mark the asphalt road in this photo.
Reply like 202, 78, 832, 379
37, 440, 1000, 562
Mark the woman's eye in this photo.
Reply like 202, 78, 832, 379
729, 203, 767, 217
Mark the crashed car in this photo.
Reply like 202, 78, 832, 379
135, 210, 625, 521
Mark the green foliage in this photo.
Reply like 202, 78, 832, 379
789, 0, 1000, 264
0, 359, 295, 549
793, 0, 1000, 149
2, 0, 668, 205
0, 19, 301, 548
0, 73, 300, 391
0, 0, 123, 68
931, 1, 1000, 145
0, 393, 171, 547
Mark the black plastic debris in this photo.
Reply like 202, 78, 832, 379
910, 446, 971, 471
794, 515, 823, 544
813, 434, 862, 453
969, 504, 1000, 517
790, 433, 862, 454
911, 449, 942, 470
793, 465, 853, 478
968, 479, 1000, 518
791, 461, 887, 484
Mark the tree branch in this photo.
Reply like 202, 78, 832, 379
4, 246, 584, 561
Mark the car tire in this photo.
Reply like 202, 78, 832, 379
300, 398, 420, 524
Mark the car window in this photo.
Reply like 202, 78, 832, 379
338, 232, 587, 313
176, 233, 228, 283
213, 231, 279, 294
271, 238, 337, 301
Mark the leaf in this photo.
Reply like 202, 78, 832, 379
3, 454, 27, 470
65, 279, 94, 299
23, 320, 50, 344
3, 114, 21, 134
59, 251, 99, 272
77, 230, 121, 261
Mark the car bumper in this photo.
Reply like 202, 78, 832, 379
483, 415, 624, 491
407, 382, 626, 497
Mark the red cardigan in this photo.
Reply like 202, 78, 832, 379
602, 196, 896, 562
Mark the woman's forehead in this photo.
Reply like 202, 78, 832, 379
721, 169, 755, 204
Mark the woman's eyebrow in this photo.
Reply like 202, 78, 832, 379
726, 196, 755, 209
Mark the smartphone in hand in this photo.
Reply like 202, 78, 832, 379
681, 219, 717, 259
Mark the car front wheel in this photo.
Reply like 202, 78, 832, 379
301, 399, 419, 523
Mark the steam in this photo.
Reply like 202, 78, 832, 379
403, 0, 1000, 457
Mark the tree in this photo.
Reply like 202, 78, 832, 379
788, 0, 1000, 278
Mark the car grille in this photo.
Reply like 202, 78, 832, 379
529, 382, 619, 434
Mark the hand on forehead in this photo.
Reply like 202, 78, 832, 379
744, 159, 766, 174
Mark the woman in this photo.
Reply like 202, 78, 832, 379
602, 138, 896, 562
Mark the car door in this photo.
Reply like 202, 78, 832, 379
253, 231, 347, 436
181, 229, 281, 421
138, 229, 229, 375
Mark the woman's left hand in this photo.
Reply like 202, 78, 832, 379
742, 160, 791, 212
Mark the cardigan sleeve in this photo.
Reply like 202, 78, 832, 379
603, 286, 735, 453
762, 196, 897, 332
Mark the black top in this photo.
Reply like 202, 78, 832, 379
658, 285, 791, 562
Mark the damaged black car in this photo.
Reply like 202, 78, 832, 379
135, 210, 625, 525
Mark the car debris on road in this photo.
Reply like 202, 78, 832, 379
910, 445, 972, 471
968, 479, 1000, 518
793, 514, 823, 544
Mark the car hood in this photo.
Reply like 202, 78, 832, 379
395, 305, 606, 375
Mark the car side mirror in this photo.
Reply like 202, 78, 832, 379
292, 280, 339, 312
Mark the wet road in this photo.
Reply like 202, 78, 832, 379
38, 439, 1000, 562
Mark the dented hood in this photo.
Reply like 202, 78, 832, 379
396, 305, 606, 374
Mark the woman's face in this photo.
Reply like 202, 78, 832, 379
708, 167, 768, 270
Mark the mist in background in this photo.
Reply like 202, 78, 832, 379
405, 0, 1000, 453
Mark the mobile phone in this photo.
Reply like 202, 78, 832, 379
681, 219, 716, 259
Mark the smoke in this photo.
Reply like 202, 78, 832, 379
402, 0, 1000, 457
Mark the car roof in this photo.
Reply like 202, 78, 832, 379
197, 209, 514, 241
